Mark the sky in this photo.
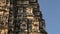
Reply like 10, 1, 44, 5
38, 0, 60, 34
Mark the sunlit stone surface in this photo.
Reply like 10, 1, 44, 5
0, 0, 47, 34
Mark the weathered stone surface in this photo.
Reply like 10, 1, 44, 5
0, 0, 47, 34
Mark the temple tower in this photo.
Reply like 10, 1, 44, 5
0, 0, 47, 34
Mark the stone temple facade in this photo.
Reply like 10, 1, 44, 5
0, 0, 47, 34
